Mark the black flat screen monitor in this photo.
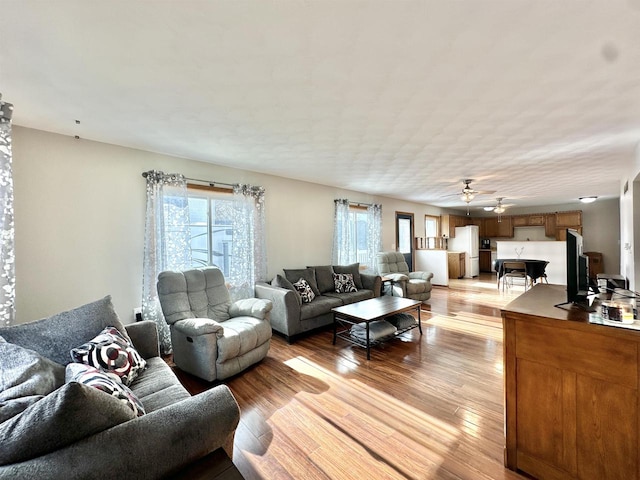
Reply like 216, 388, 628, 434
566, 228, 589, 304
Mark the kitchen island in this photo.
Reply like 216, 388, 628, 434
502, 284, 639, 479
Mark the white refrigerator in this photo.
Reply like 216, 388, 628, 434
449, 225, 479, 278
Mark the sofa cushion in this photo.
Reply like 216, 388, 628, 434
307, 265, 335, 294
272, 274, 302, 306
0, 296, 129, 366
333, 263, 363, 289
0, 381, 136, 466
284, 268, 320, 297
324, 289, 374, 304
66, 363, 146, 417
293, 278, 316, 303
299, 295, 343, 321
406, 279, 432, 295
333, 273, 358, 293
129, 357, 191, 412
0, 338, 65, 424
70, 326, 147, 386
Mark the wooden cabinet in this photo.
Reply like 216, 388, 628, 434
514, 214, 550, 228
512, 215, 528, 227
584, 251, 603, 280
529, 214, 545, 226
544, 213, 556, 237
556, 210, 582, 227
503, 285, 640, 480
484, 216, 513, 238
441, 214, 470, 238
447, 252, 465, 279
556, 226, 582, 241
479, 250, 492, 272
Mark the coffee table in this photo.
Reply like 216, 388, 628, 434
332, 296, 422, 359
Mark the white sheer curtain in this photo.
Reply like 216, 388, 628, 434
0, 96, 14, 326
228, 184, 266, 301
142, 170, 192, 354
366, 203, 383, 272
332, 199, 353, 265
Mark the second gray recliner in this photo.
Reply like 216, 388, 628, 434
376, 251, 434, 302
157, 267, 273, 381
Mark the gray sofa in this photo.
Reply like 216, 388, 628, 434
255, 263, 381, 342
0, 296, 240, 480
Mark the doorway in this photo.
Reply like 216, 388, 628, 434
396, 212, 414, 271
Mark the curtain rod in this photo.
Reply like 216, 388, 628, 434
350, 201, 374, 207
141, 171, 235, 188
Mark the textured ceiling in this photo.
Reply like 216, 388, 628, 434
2, 0, 639, 209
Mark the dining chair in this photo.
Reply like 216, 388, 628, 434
502, 261, 529, 291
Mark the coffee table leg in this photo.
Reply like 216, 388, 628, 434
417, 306, 422, 334
366, 322, 371, 360
332, 314, 337, 345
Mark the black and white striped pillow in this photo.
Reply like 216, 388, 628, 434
70, 326, 146, 386
65, 363, 145, 417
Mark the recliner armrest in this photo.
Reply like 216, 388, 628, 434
229, 297, 273, 320
174, 318, 224, 338
386, 273, 409, 283
409, 271, 434, 281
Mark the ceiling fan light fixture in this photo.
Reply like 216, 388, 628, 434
579, 196, 598, 204
461, 192, 475, 203
494, 205, 506, 214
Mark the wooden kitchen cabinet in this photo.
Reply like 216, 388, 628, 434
545, 213, 556, 237
512, 215, 528, 227
556, 210, 582, 227
528, 214, 545, 226
479, 250, 492, 272
503, 285, 639, 480
447, 252, 465, 279
441, 214, 469, 238
484, 216, 513, 238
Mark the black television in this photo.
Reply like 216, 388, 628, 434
564, 228, 590, 305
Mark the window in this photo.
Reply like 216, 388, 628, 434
350, 206, 370, 265
187, 186, 234, 277
424, 215, 440, 249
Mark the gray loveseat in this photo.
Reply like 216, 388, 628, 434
0, 296, 240, 480
255, 263, 381, 342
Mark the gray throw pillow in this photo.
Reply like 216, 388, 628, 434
0, 381, 136, 466
272, 274, 302, 306
333, 263, 363, 289
0, 296, 129, 366
307, 265, 335, 294
0, 338, 65, 424
283, 268, 320, 297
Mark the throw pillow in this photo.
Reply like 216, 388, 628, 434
0, 296, 130, 367
272, 273, 302, 306
333, 263, 363, 289
283, 268, 321, 297
333, 273, 358, 293
0, 381, 136, 466
293, 278, 316, 303
70, 326, 146, 386
0, 338, 65, 424
65, 363, 145, 417
307, 265, 336, 294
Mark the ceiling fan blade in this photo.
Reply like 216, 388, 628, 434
474, 190, 497, 195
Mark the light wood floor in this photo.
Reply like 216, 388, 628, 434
175, 274, 531, 480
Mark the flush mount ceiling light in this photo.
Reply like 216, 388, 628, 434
579, 196, 598, 204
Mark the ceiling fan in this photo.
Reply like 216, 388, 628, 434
446, 179, 496, 204
483, 197, 515, 218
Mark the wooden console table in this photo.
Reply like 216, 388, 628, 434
502, 285, 640, 480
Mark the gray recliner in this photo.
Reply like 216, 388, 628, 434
157, 267, 273, 382
376, 251, 434, 302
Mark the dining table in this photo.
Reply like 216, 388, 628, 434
494, 258, 549, 289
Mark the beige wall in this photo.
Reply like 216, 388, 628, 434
12, 126, 622, 323
12, 126, 449, 324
